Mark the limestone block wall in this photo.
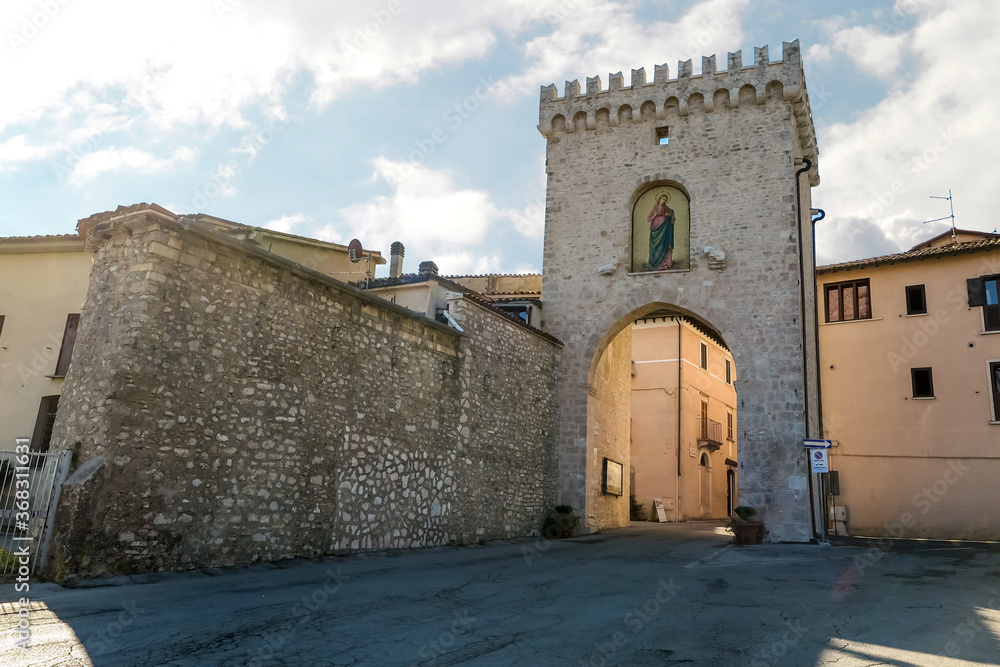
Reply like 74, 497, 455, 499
46, 210, 560, 578
447, 297, 561, 539
587, 328, 631, 529
539, 41, 820, 542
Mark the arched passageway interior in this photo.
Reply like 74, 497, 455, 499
590, 307, 739, 527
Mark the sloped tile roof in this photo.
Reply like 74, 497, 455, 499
817, 237, 1000, 274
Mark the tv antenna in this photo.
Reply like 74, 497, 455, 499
923, 189, 956, 241
328, 238, 373, 289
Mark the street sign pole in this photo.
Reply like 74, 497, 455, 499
803, 440, 833, 541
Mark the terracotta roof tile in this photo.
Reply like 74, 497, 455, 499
0, 234, 80, 241
817, 237, 1000, 274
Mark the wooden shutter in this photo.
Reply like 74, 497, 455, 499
54, 314, 81, 377
968, 278, 986, 307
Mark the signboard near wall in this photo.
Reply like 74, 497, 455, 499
653, 498, 668, 523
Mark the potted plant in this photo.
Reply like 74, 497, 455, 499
542, 505, 580, 539
729, 506, 766, 545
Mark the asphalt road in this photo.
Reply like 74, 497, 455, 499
2, 521, 999, 666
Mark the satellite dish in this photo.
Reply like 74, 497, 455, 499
348, 238, 363, 263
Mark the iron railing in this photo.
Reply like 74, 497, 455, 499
0, 442, 71, 577
699, 417, 723, 446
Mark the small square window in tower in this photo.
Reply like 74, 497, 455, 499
700, 342, 708, 370
905, 285, 927, 315
911, 368, 934, 398
655, 126, 669, 145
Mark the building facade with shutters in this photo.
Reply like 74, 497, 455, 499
817, 229, 1000, 540
0, 234, 92, 453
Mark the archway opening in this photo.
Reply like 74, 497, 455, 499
587, 304, 739, 529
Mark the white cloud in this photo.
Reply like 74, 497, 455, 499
315, 157, 535, 275
493, 0, 751, 99
814, 0, 1000, 264
0, 0, 750, 161
807, 25, 909, 80
0, 135, 57, 169
507, 204, 545, 240
265, 213, 311, 234
68, 146, 198, 185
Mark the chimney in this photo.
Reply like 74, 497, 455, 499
418, 261, 439, 276
389, 241, 404, 278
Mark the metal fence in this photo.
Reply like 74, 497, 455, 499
0, 440, 71, 577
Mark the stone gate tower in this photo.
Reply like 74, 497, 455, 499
538, 40, 821, 541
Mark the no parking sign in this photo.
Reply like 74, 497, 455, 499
809, 448, 828, 473
803, 439, 832, 473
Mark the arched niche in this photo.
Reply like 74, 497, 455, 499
630, 183, 691, 273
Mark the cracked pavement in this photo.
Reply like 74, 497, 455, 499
2, 522, 1000, 666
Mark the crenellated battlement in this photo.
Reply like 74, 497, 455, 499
538, 40, 818, 184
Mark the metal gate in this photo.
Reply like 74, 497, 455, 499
0, 440, 72, 577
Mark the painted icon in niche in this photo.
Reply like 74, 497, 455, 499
632, 186, 690, 272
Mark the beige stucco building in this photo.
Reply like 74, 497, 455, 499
817, 229, 1000, 540
631, 315, 737, 521
1, 204, 384, 453
0, 234, 92, 452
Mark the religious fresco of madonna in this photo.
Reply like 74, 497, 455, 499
631, 186, 690, 272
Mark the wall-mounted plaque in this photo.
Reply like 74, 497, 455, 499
603, 458, 624, 496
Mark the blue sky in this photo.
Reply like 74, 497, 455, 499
0, 0, 993, 275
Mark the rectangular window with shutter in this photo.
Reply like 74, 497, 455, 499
53, 313, 81, 377
700, 342, 708, 370
991, 362, 1000, 421
968, 276, 1000, 331
824, 279, 872, 322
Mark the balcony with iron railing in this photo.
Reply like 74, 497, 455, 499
698, 417, 723, 451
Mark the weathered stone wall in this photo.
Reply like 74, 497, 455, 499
587, 328, 631, 529
539, 42, 820, 542
46, 211, 560, 578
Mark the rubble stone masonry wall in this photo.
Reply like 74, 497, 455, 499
46, 212, 560, 579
